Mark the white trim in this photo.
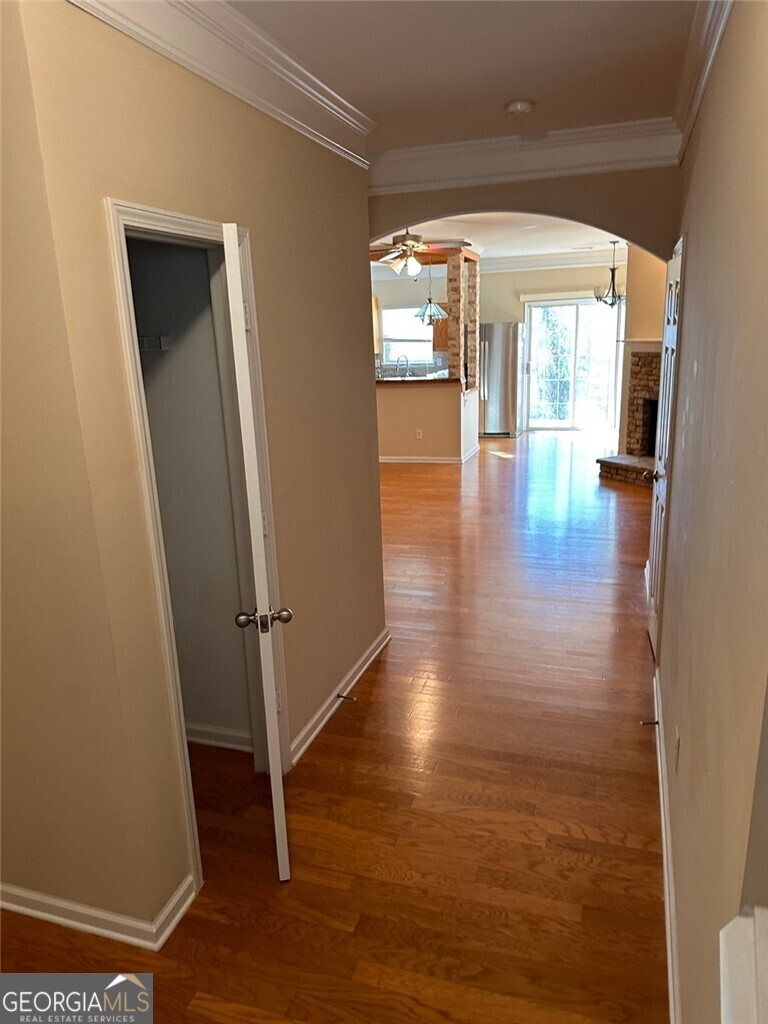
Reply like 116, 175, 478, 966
379, 455, 465, 464
67, 0, 371, 168
758, 909, 768, 1019
720, 907, 767, 1024
368, 118, 681, 196
481, 248, 628, 275
176, 1, 373, 136
654, 669, 682, 1024
675, 1, 734, 156
0, 875, 196, 952
105, 200, 205, 895
520, 290, 599, 302
186, 723, 253, 752
461, 443, 480, 463
290, 628, 391, 765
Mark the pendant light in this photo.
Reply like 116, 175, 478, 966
595, 241, 625, 308
416, 255, 448, 325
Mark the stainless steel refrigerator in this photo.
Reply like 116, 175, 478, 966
479, 322, 526, 436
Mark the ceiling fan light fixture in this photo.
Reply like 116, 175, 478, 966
388, 255, 407, 275
406, 255, 422, 277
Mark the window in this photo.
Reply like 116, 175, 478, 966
381, 307, 433, 364
526, 299, 619, 430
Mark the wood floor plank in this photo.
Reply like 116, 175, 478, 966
0, 433, 667, 1022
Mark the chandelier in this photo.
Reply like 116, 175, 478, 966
595, 241, 625, 308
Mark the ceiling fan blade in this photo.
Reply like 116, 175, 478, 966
377, 250, 401, 263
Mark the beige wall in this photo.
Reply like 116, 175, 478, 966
479, 264, 626, 323
372, 274, 448, 315
2, 1, 385, 922
376, 382, 463, 460
617, 247, 665, 452
624, 245, 666, 340
1, 1, 178, 921
660, 4, 768, 1021
369, 166, 682, 260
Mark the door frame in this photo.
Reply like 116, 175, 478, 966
105, 199, 291, 890
647, 235, 686, 659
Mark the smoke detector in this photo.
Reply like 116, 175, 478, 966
505, 99, 535, 115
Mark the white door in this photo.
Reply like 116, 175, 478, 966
223, 223, 291, 881
647, 238, 684, 657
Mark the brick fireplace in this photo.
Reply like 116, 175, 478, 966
626, 352, 661, 456
597, 349, 662, 487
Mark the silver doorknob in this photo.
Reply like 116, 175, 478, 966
235, 610, 257, 628
642, 469, 663, 482
270, 607, 293, 625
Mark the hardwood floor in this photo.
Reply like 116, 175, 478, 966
1, 431, 667, 1023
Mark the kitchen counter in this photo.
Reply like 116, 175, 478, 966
375, 380, 479, 463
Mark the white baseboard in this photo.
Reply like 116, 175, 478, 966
461, 443, 480, 463
290, 627, 391, 765
186, 722, 253, 752
721, 906, 767, 1024
379, 454, 463, 464
0, 873, 197, 951
654, 669, 681, 1024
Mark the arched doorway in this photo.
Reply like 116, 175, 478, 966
370, 211, 665, 450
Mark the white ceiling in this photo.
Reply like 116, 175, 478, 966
373, 211, 627, 261
232, 1, 696, 153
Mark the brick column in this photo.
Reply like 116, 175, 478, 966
446, 253, 465, 385
466, 259, 480, 390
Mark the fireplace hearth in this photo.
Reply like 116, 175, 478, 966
597, 350, 662, 487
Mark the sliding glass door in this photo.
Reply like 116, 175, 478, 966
527, 300, 619, 430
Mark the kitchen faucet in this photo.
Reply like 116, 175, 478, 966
395, 354, 410, 377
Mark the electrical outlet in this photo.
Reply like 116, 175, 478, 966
675, 726, 681, 772
416, 429, 423, 440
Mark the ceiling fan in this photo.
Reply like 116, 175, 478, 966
370, 229, 471, 276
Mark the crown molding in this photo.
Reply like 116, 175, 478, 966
674, 0, 733, 156
370, 246, 627, 281
368, 118, 681, 196
66, 0, 373, 168
480, 247, 627, 275
64, 0, 727, 187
